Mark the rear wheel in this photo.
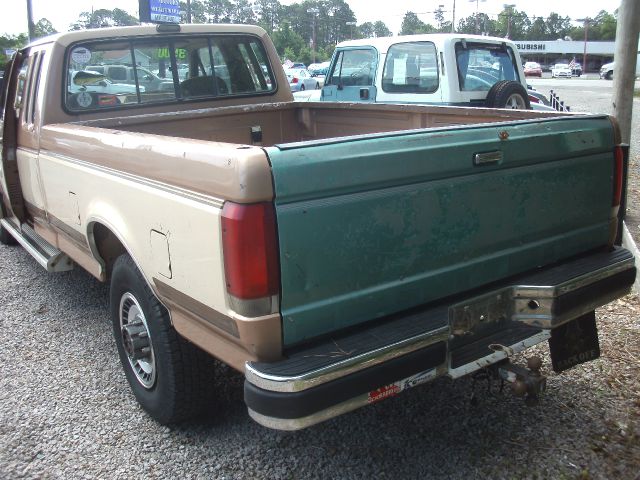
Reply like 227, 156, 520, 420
110, 254, 216, 424
300, 84, 306, 91
605, 71, 613, 80
315, 82, 320, 89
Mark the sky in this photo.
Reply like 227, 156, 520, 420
1, 0, 618, 38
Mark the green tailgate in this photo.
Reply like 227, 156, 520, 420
267, 116, 615, 346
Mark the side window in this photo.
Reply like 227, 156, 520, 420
108, 66, 127, 81
26, 52, 45, 126
328, 49, 376, 87
382, 42, 438, 93
455, 43, 520, 92
14, 55, 30, 117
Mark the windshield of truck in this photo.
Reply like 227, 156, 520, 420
455, 42, 520, 91
64, 35, 276, 112
327, 48, 376, 87
381, 42, 438, 93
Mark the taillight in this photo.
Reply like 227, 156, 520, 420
613, 146, 623, 207
291, 77, 299, 84
221, 202, 279, 317
528, 95, 540, 104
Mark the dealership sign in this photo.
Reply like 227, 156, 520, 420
139, 0, 181, 24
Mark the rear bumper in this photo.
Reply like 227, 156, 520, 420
245, 247, 636, 430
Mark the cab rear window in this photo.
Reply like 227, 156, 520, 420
65, 35, 276, 112
381, 42, 438, 93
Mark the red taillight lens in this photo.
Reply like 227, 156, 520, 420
528, 95, 540, 104
613, 146, 623, 207
221, 202, 279, 301
292, 77, 299, 84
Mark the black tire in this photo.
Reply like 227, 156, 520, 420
605, 71, 613, 80
300, 84, 305, 91
0, 199, 17, 246
110, 254, 215, 424
485, 80, 531, 110
315, 82, 320, 89
0, 223, 17, 245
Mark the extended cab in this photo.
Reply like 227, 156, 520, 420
0, 25, 635, 430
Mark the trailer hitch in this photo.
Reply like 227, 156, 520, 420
495, 356, 546, 406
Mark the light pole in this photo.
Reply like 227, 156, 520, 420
307, 7, 319, 63
451, 0, 456, 33
469, 0, 486, 35
503, 4, 516, 39
576, 17, 592, 73
26, 0, 36, 42
346, 21, 356, 39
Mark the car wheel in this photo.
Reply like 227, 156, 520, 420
300, 84, 305, 91
110, 254, 216, 424
315, 82, 320, 89
605, 71, 613, 80
485, 80, 531, 110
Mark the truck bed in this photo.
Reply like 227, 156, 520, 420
58, 102, 617, 347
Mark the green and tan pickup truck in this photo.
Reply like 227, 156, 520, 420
0, 24, 636, 431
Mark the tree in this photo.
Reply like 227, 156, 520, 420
253, 0, 282, 33
544, 12, 572, 40
373, 21, 391, 38
70, 8, 138, 30
271, 22, 306, 60
230, 0, 256, 24
400, 12, 436, 35
34, 18, 57, 39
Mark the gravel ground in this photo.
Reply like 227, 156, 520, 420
1, 79, 639, 480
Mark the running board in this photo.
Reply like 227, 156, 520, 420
1, 219, 74, 272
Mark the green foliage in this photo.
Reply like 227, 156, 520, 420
70, 8, 138, 30
400, 12, 436, 35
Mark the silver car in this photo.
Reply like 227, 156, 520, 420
285, 68, 320, 92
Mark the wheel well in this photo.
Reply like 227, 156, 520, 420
91, 223, 127, 280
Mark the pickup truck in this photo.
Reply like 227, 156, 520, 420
0, 24, 636, 431
304, 34, 551, 111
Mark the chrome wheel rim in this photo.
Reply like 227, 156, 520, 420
119, 292, 156, 389
505, 94, 526, 109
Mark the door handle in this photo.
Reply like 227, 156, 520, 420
474, 151, 503, 166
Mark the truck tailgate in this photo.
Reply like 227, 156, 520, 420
266, 115, 616, 346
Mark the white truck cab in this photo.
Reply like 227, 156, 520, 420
314, 34, 536, 109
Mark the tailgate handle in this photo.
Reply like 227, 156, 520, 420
474, 151, 503, 166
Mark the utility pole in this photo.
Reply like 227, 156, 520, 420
26, 0, 36, 42
576, 18, 591, 72
451, 0, 456, 33
307, 8, 319, 63
186, 0, 192, 23
612, 0, 640, 145
469, 0, 486, 35
504, 4, 515, 39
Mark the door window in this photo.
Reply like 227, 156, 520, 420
328, 49, 376, 87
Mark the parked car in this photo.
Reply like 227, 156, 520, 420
600, 62, 614, 80
285, 68, 320, 91
308, 61, 330, 77
551, 64, 572, 78
523, 62, 542, 77
570, 62, 582, 77
284, 62, 306, 70
599, 60, 640, 80
69, 70, 141, 95
86, 64, 174, 92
